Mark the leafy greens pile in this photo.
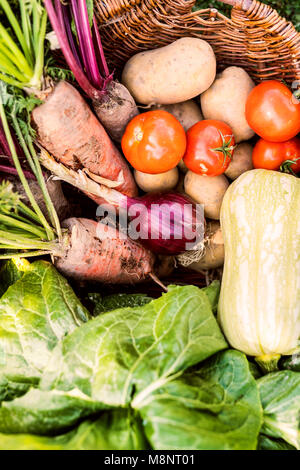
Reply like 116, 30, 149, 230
0, 260, 298, 450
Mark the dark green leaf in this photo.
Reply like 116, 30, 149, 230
88, 292, 153, 315
138, 350, 262, 450
202, 280, 220, 313
0, 285, 227, 434
0, 261, 90, 402
0, 409, 148, 449
258, 435, 296, 451
41, 285, 227, 407
0, 258, 30, 297
258, 370, 300, 449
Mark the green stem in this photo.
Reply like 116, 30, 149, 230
0, 41, 30, 78
0, 72, 23, 88
0, 250, 55, 260
0, 24, 33, 78
0, 214, 46, 239
0, 0, 33, 66
20, 0, 32, 58
11, 112, 37, 177
0, 235, 56, 250
0, 100, 54, 241
18, 201, 44, 225
255, 354, 281, 374
27, 139, 62, 240
0, 53, 28, 83
32, 0, 40, 55
31, 9, 47, 89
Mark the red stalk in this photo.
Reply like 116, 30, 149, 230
70, 0, 92, 83
92, 17, 110, 79
77, 0, 103, 89
0, 164, 35, 180
62, 4, 83, 70
45, 0, 102, 100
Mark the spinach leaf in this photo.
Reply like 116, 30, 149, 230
138, 350, 262, 450
0, 259, 30, 297
88, 293, 153, 316
258, 435, 296, 451
258, 370, 300, 449
41, 285, 227, 408
202, 280, 220, 313
0, 409, 148, 450
0, 261, 90, 402
0, 284, 227, 434
0, 388, 104, 434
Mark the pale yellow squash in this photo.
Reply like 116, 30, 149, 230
218, 169, 300, 370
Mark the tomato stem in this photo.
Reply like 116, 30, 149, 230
211, 131, 236, 167
280, 158, 300, 177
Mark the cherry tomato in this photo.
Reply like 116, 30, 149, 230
183, 120, 235, 176
246, 80, 300, 142
121, 110, 186, 174
253, 137, 300, 173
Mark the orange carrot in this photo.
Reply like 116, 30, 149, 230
32, 82, 138, 203
55, 218, 155, 284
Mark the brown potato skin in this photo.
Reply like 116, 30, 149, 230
225, 143, 253, 180
150, 100, 203, 131
184, 171, 229, 220
200, 67, 255, 143
134, 168, 179, 192
122, 38, 216, 105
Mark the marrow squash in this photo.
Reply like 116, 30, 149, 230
218, 169, 300, 372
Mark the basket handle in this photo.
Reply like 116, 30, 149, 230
217, 0, 253, 10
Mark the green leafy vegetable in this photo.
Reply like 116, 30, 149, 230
41, 285, 227, 407
258, 435, 296, 451
202, 280, 220, 313
0, 409, 148, 450
280, 352, 300, 372
0, 388, 107, 435
138, 350, 262, 450
0, 258, 30, 297
0, 284, 227, 434
258, 371, 300, 449
88, 292, 153, 315
0, 260, 90, 402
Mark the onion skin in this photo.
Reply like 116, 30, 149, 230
126, 192, 205, 255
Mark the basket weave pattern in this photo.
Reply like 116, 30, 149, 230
95, 0, 300, 85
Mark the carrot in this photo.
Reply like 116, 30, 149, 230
32, 81, 138, 201
55, 218, 155, 283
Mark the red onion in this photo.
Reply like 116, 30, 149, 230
123, 192, 205, 255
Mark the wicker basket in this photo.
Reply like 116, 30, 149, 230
95, 0, 300, 87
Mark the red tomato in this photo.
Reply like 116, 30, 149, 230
183, 120, 235, 176
246, 80, 300, 142
253, 137, 300, 173
121, 110, 186, 174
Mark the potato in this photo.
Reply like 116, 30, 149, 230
150, 100, 203, 131
184, 171, 229, 220
122, 38, 216, 105
189, 221, 224, 271
134, 167, 179, 192
225, 143, 253, 180
200, 66, 255, 143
